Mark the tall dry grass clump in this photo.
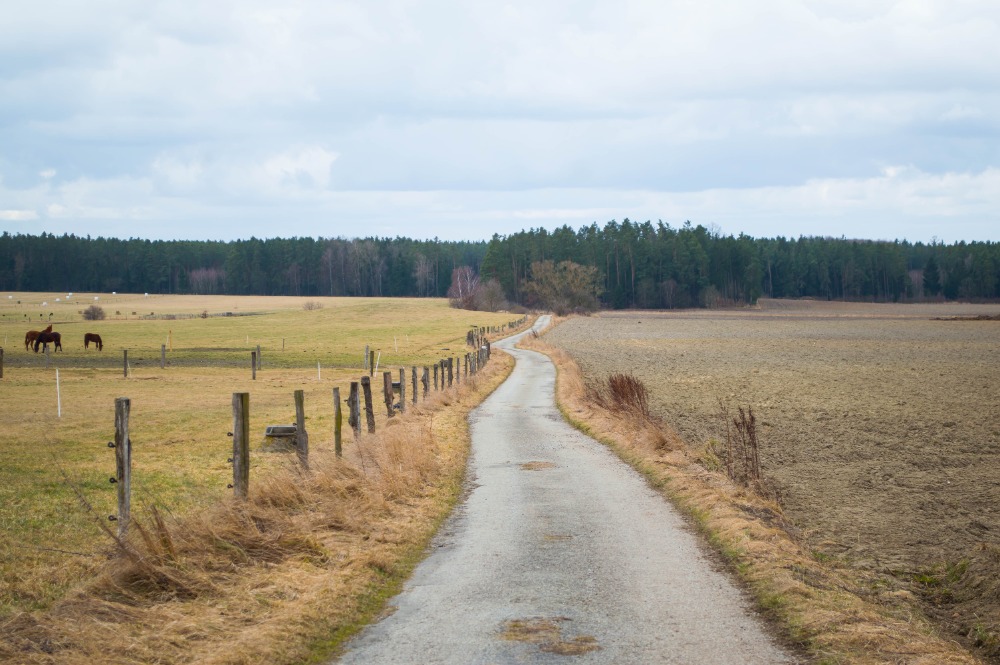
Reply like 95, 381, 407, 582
589, 372, 650, 418
520, 330, 980, 665
0, 354, 514, 665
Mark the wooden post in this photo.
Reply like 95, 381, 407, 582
411, 366, 418, 404
361, 376, 375, 433
232, 392, 250, 500
465, 354, 469, 378
422, 367, 429, 397
114, 397, 131, 537
348, 381, 361, 439
369, 350, 375, 376
333, 387, 343, 457
251, 351, 257, 380
161, 344, 166, 369
486, 340, 491, 361
455, 357, 460, 385
0, 347, 4, 379
399, 368, 406, 413
122, 349, 127, 377
294, 389, 309, 470
433, 363, 439, 391
448, 357, 454, 387
364, 345, 370, 371
383, 371, 394, 417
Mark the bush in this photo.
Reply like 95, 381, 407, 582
82, 304, 106, 321
302, 301, 324, 311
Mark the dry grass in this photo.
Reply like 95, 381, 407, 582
520, 330, 981, 665
0, 343, 517, 664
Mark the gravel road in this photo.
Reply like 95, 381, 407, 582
335, 316, 797, 664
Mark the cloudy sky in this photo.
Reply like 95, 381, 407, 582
1, 1, 998, 243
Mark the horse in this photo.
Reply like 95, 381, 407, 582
24, 325, 53, 350
84, 332, 103, 351
33, 331, 62, 353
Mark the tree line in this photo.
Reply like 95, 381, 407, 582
480, 220, 1000, 307
2, 223, 997, 307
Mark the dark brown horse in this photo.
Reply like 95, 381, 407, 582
34, 331, 62, 353
24, 325, 53, 350
84, 332, 103, 351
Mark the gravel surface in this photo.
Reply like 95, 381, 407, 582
334, 316, 797, 664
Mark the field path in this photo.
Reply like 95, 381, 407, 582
334, 316, 796, 664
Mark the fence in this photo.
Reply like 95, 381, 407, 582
103, 335, 500, 533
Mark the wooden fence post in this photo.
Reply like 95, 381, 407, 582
364, 345, 370, 371
0, 347, 4, 379
383, 371, 394, 417
422, 367, 429, 397
361, 376, 375, 433
122, 349, 127, 377
399, 368, 406, 413
448, 358, 454, 387
294, 389, 309, 470
231, 392, 250, 500
433, 364, 439, 391
333, 387, 343, 457
411, 366, 418, 404
369, 350, 375, 377
161, 344, 166, 369
251, 351, 257, 380
113, 397, 131, 537
348, 381, 361, 439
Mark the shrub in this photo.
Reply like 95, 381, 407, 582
82, 304, 106, 321
590, 372, 650, 418
302, 301, 324, 311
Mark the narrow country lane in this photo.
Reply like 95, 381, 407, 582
335, 316, 797, 664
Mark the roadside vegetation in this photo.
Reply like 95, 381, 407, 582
0, 293, 528, 663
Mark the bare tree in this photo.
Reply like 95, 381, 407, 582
413, 253, 434, 297
447, 266, 480, 309
473, 279, 507, 312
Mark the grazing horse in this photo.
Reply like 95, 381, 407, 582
84, 332, 103, 351
33, 331, 62, 353
24, 325, 53, 350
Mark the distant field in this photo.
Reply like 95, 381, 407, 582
0, 293, 520, 617
1, 292, 495, 368
546, 300, 1000, 574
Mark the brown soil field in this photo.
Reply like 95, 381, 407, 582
545, 300, 1000, 656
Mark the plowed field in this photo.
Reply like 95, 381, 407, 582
546, 300, 1000, 574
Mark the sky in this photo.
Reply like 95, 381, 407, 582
1, 0, 998, 244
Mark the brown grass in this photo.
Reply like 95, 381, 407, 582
0, 348, 517, 664
520, 330, 981, 665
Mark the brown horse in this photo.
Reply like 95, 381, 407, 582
34, 331, 62, 353
24, 325, 53, 350
84, 332, 103, 351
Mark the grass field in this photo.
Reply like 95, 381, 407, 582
545, 299, 1000, 660
0, 292, 521, 620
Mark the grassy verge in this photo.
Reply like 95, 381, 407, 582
520, 327, 981, 665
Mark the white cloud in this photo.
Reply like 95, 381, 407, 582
0, 209, 38, 221
0, 1, 998, 243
